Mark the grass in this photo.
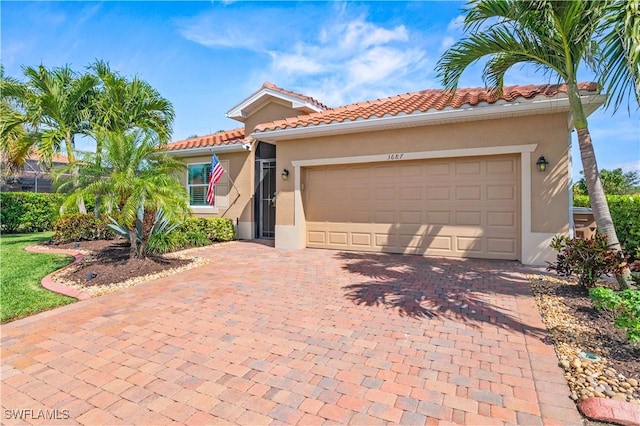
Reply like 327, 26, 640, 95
1, 232, 76, 323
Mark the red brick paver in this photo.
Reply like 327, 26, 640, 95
1, 241, 582, 425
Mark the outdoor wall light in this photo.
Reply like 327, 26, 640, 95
281, 169, 290, 180
536, 155, 549, 172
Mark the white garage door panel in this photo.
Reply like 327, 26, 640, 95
303, 155, 519, 259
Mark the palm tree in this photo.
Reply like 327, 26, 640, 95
436, 0, 638, 288
0, 66, 40, 179
85, 61, 175, 216
17, 65, 98, 212
89, 60, 175, 145
65, 130, 188, 258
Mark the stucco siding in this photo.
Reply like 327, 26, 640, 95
275, 112, 569, 235
179, 151, 254, 237
245, 102, 302, 135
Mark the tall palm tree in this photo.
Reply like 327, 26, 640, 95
18, 65, 98, 212
89, 60, 175, 145
436, 0, 638, 288
64, 130, 188, 258
85, 61, 175, 216
0, 67, 39, 178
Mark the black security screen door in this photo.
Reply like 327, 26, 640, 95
258, 160, 276, 238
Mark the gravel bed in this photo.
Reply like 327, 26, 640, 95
529, 274, 639, 406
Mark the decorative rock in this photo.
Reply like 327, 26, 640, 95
560, 360, 571, 370
613, 393, 627, 401
604, 389, 616, 397
570, 393, 579, 401
620, 382, 632, 390
571, 358, 583, 369
627, 378, 638, 387
593, 391, 605, 398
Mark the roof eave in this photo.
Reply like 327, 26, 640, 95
164, 143, 249, 157
226, 88, 325, 122
251, 94, 606, 142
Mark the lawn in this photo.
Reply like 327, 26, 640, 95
0, 232, 76, 323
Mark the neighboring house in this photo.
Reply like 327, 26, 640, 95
165, 81, 604, 265
0, 152, 70, 193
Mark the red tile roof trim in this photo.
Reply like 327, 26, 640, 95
260, 82, 330, 111
164, 128, 246, 151
253, 82, 599, 133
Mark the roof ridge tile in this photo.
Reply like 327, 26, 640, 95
253, 82, 600, 134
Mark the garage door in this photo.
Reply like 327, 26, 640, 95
303, 155, 519, 259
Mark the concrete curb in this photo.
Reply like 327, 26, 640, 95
24, 245, 91, 301
578, 397, 640, 426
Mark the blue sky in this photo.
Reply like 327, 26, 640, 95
2, 1, 638, 175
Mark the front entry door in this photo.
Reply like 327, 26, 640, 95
258, 160, 276, 238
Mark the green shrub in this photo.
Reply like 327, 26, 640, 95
0, 192, 65, 233
547, 232, 627, 288
146, 231, 182, 254
185, 230, 210, 247
177, 217, 235, 242
52, 213, 115, 243
574, 194, 640, 259
589, 287, 640, 345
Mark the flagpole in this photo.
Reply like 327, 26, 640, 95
209, 148, 241, 196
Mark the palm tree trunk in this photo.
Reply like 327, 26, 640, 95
129, 228, 138, 258
567, 83, 632, 289
65, 134, 86, 214
94, 138, 102, 217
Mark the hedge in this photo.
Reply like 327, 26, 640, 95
0, 192, 65, 233
574, 194, 640, 258
52, 213, 115, 243
177, 217, 236, 242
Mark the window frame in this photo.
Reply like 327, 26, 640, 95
185, 157, 230, 213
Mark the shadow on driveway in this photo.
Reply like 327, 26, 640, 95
339, 251, 548, 339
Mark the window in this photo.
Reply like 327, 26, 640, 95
187, 161, 229, 207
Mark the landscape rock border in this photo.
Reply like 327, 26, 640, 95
26, 243, 214, 299
578, 397, 640, 426
25, 245, 90, 300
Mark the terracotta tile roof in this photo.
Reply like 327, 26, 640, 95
260, 82, 330, 111
254, 82, 599, 133
164, 128, 246, 151
28, 151, 70, 164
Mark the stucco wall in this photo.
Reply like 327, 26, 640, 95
179, 150, 254, 237
245, 102, 302, 135
275, 112, 570, 236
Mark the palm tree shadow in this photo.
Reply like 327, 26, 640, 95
339, 251, 547, 339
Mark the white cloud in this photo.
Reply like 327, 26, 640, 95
439, 36, 455, 51
176, 10, 293, 51
178, 6, 433, 106
262, 15, 431, 106
269, 52, 324, 75
446, 15, 465, 32
178, 22, 261, 50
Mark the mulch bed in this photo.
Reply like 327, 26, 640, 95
45, 239, 190, 288
537, 277, 640, 379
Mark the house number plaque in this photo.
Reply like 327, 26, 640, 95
387, 153, 404, 160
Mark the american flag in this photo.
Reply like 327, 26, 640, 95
206, 152, 224, 206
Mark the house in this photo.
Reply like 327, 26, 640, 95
0, 152, 70, 193
164, 82, 604, 265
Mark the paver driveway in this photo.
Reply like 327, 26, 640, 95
1, 241, 582, 425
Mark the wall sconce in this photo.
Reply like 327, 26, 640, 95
281, 169, 289, 180
536, 156, 549, 172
